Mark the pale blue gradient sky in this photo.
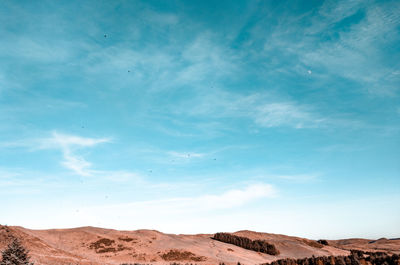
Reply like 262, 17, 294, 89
0, 0, 399, 239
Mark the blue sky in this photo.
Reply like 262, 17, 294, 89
0, 0, 399, 239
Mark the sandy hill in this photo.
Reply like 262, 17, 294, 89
0, 225, 399, 265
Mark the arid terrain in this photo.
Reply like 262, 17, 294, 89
0, 225, 399, 265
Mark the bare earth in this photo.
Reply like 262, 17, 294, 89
0, 225, 399, 265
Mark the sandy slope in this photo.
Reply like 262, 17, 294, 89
0, 225, 398, 265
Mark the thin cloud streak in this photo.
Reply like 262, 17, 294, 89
172, 90, 333, 129
168, 151, 205, 159
40, 132, 111, 176
0, 132, 111, 177
54, 183, 278, 229
261, 0, 400, 96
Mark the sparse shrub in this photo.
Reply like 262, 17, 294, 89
0, 238, 34, 265
89, 238, 121, 253
118, 237, 136, 242
160, 250, 206, 262
317, 240, 329, 246
120, 263, 150, 265
262, 252, 400, 265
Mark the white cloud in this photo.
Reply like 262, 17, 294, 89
41, 131, 110, 149
262, 0, 400, 96
38, 132, 110, 176
80, 32, 237, 94
36, 183, 276, 230
89, 183, 275, 214
168, 151, 205, 159
0, 132, 110, 176
177, 34, 237, 83
61, 151, 93, 177
175, 90, 326, 129
254, 102, 325, 129
278, 174, 319, 182
0, 132, 149, 182
192, 183, 276, 210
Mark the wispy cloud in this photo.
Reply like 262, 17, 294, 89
177, 34, 238, 84
254, 102, 325, 128
8, 182, 278, 231
0, 132, 152, 182
261, 0, 400, 96
61, 151, 92, 176
37, 132, 111, 176
74, 183, 276, 219
1, 132, 110, 176
40, 132, 110, 149
80, 32, 238, 93
173, 90, 329, 129
167, 151, 206, 159
278, 174, 319, 182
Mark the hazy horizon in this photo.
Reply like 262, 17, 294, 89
1, 0, 399, 239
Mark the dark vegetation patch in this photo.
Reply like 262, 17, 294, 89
160, 249, 206, 262
119, 237, 136, 242
369, 238, 388, 244
0, 225, 14, 242
169, 263, 199, 265
120, 262, 197, 265
0, 237, 33, 265
120, 262, 150, 265
96, 247, 117, 253
262, 250, 399, 265
212, 232, 280, 255
317, 240, 329, 246
0, 225, 10, 233
117, 244, 131, 251
89, 238, 129, 253
90, 238, 115, 249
